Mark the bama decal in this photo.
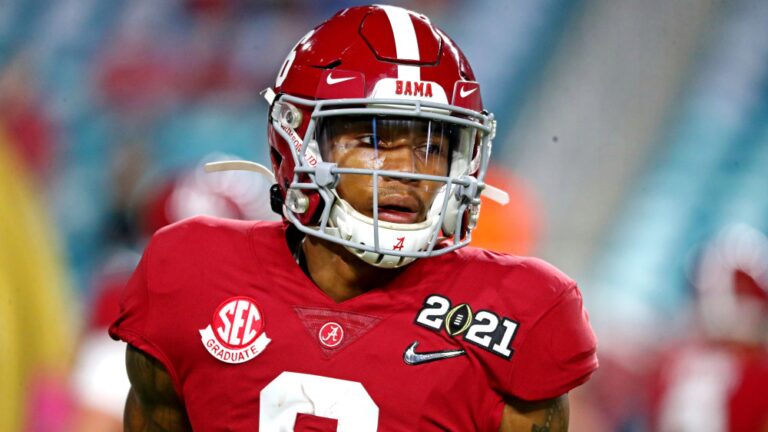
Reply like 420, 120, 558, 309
199, 296, 271, 364
369, 78, 448, 104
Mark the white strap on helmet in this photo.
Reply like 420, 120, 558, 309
204, 160, 277, 184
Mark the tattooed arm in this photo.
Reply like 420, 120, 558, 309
125, 345, 192, 432
499, 394, 569, 432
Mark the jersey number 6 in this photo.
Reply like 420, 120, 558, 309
259, 372, 379, 431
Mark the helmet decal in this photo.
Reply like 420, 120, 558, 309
275, 30, 315, 87
380, 5, 421, 81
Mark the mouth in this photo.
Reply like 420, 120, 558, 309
376, 196, 421, 224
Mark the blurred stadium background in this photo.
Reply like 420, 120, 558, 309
1, 0, 767, 431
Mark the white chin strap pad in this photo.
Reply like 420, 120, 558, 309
432, 185, 460, 236
329, 198, 439, 268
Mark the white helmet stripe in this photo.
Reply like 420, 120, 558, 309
379, 5, 421, 81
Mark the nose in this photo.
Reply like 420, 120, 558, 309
378, 140, 415, 171
378, 141, 419, 184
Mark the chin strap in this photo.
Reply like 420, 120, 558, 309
261, 87, 277, 105
204, 160, 277, 184
482, 183, 509, 205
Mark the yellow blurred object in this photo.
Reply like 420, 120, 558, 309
0, 132, 76, 431
471, 166, 540, 255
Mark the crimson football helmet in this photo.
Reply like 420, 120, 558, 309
212, 5, 505, 268
139, 154, 280, 236
694, 224, 768, 344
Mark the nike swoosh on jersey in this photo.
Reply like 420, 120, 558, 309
403, 341, 466, 365
459, 87, 478, 98
326, 74, 356, 85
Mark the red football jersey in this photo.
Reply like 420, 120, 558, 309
109, 216, 598, 431
649, 342, 768, 432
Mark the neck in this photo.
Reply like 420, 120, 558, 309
302, 235, 403, 303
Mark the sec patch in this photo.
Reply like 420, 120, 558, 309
199, 296, 271, 364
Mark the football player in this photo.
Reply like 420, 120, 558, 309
649, 225, 768, 432
110, 5, 598, 431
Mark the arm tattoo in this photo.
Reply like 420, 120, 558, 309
125, 345, 191, 432
530, 397, 567, 432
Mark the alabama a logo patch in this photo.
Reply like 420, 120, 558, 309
318, 322, 344, 348
199, 296, 271, 364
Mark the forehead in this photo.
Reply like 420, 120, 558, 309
320, 116, 447, 137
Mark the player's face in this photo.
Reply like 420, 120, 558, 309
319, 117, 452, 224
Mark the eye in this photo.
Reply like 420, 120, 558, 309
417, 141, 444, 156
357, 135, 380, 146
